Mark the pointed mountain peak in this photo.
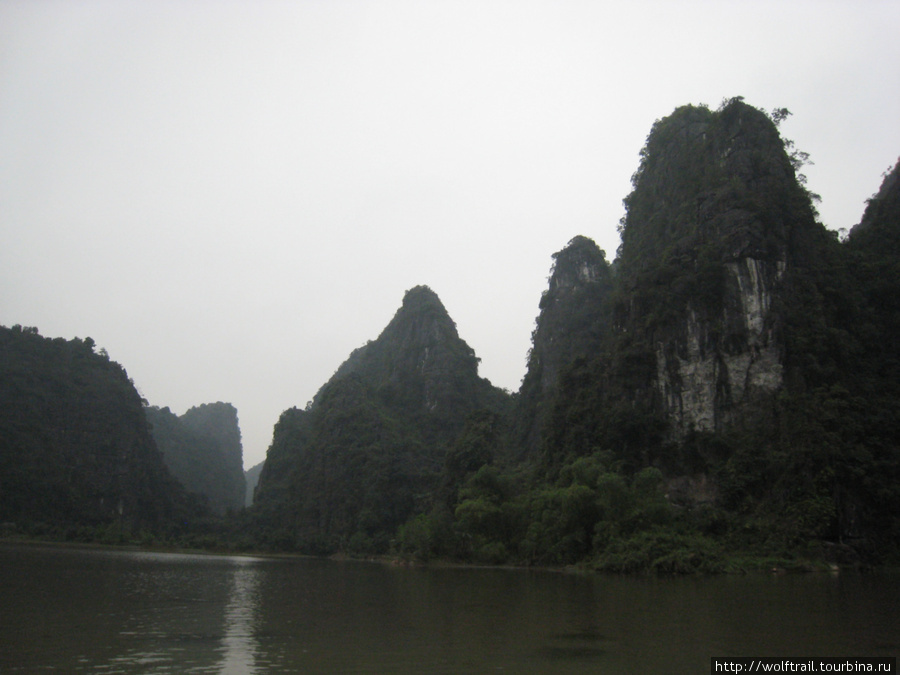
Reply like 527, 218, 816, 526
401, 284, 443, 308
516, 236, 613, 456
548, 236, 610, 293
617, 97, 810, 282
380, 284, 460, 348
386, 285, 457, 336
850, 159, 900, 250
320, 285, 488, 415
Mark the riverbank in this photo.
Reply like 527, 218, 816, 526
2, 531, 872, 577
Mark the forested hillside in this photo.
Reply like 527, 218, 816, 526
0, 326, 200, 539
251, 99, 900, 570
252, 286, 511, 553
3, 98, 897, 570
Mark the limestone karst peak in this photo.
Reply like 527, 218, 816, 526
850, 159, 900, 246
547, 236, 610, 294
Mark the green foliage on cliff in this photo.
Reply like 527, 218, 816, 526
251, 286, 512, 554
4, 102, 898, 571
246, 110, 899, 568
0, 325, 201, 538
390, 101, 900, 570
515, 236, 614, 458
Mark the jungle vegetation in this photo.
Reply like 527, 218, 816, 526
3, 98, 898, 571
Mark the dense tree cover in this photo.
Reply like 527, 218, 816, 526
252, 101, 900, 570
515, 236, 613, 458
145, 402, 246, 515
3, 103, 898, 571
0, 325, 202, 541
251, 286, 511, 553
512, 101, 898, 567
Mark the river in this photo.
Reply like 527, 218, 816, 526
0, 542, 897, 673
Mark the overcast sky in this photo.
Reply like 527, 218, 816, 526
2, 1, 898, 469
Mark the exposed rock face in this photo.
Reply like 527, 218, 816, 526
615, 99, 813, 436
516, 236, 612, 454
654, 256, 784, 434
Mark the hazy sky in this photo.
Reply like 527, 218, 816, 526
2, 1, 899, 469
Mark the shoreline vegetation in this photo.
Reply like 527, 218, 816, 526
0, 527, 868, 576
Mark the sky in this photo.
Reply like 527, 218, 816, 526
2, 1, 899, 470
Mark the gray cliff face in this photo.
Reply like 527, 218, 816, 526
655, 256, 784, 434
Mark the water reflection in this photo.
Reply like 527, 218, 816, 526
2, 543, 899, 674
217, 558, 261, 674
2, 547, 269, 674
99, 552, 266, 673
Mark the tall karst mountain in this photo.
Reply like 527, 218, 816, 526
515, 235, 612, 457
249, 102, 899, 564
615, 99, 817, 437
536, 99, 899, 551
850, 160, 900, 246
543, 99, 833, 464
253, 285, 510, 552
847, 160, 900, 391
0, 326, 196, 534
145, 402, 245, 515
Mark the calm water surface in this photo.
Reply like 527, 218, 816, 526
1, 542, 898, 673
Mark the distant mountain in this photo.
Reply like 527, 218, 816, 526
0, 326, 196, 536
253, 285, 510, 553
145, 402, 245, 515
244, 460, 264, 508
